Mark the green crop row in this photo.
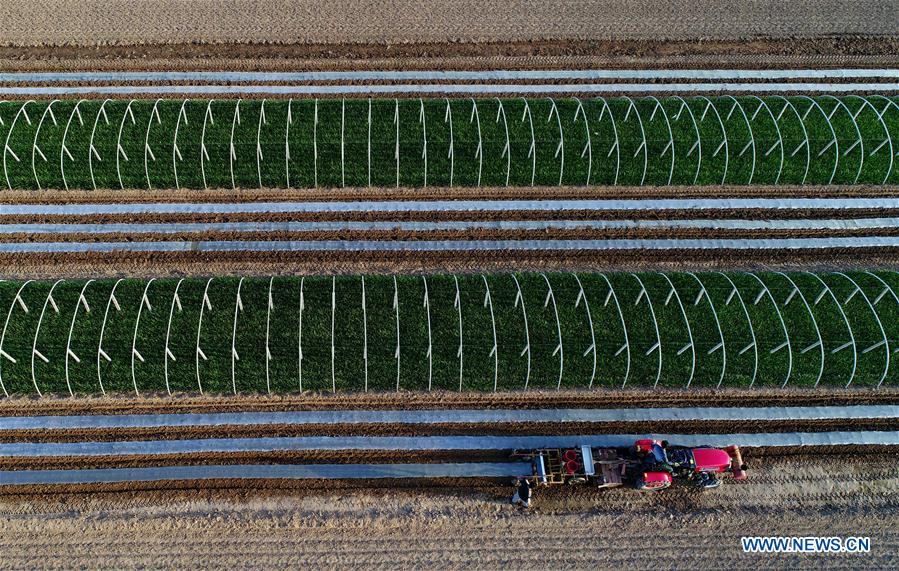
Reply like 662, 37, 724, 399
0, 95, 896, 190
0, 271, 895, 397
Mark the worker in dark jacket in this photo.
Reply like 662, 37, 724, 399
511, 478, 533, 508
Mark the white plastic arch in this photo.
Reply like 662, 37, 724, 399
361, 276, 369, 391
172, 98, 189, 189
830, 272, 889, 387
31, 99, 59, 190
541, 274, 564, 389
671, 96, 701, 185
229, 99, 242, 190
770, 96, 811, 184
195, 277, 214, 394
31, 279, 63, 397
115, 99, 137, 189
596, 98, 621, 185
713, 272, 758, 387
866, 95, 899, 182
143, 98, 163, 189
571, 274, 597, 388
820, 95, 864, 184
393, 275, 401, 391
571, 98, 592, 186
860, 271, 899, 387
257, 98, 268, 189
422, 276, 433, 390
620, 96, 648, 186
264, 276, 274, 395
685, 272, 727, 388
163, 277, 184, 395
4, 100, 35, 190
796, 95, 839, 184
60, 99, 86, 191
199, 99, 214, 190
748, 96, 785, 184
0, 280, 33, 397
453, 275, 463, 390
285, 98, 293, 187
596, 273, 630, 388
647, 96, 676, 185
481, 275, 498, 391
65, 279, 94, 397
695, 95, 729, 185
86, 99, 113, 190
444, 98, 455, 186
231, 277, 245, 394
420, 98, 428, 187
470, 98, 483, 187
131, 278, 155, 396
495, 98, 511, 186
656, 273, 695, 387
773, 271, 824, 387
510, 274, 531, 389
96, 278, 124, 395
846, 95, 893, 184
744, 272, 792, 388
519, 98, 536, 186
545, 98, 564, 186
803, 271, 856, 388
722, 96, 756, 184
630, 273, 662, 387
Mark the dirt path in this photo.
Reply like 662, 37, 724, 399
0, 453, 894, 568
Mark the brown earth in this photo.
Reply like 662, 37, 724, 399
11, 227, 899, 245
3, 387, 895, 416
0, 248, 897, 280
1, 185, 896, 205
2, 48, 899, 74
6, 208, 898, 225
0, 452, 895, 569
2, 1, 896, 47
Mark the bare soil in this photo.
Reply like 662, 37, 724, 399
0, 452, 895, 569
13, 228, 899, 245
1, 185, 896, 205
3, 387, 894, 416
0, 248, 896, 280
2, 1, 896, 47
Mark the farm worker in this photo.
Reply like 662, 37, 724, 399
511, 478, 533, 508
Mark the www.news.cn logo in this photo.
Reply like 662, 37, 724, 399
742, 537, 871, 554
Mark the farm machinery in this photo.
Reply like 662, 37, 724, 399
511, 439, 746, 502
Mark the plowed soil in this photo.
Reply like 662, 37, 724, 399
0, 248, 897, 279
3, 387, 894, 416
3, 1, 897, 47
0, 185, 895, 204
0, 452, 895, 569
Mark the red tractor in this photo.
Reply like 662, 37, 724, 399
513, 439, 747, 493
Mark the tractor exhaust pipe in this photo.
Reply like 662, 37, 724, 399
725, 445, 747, 480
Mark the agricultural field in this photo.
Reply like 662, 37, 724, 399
0, 271, 895, 397
1, 95, 897, 191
